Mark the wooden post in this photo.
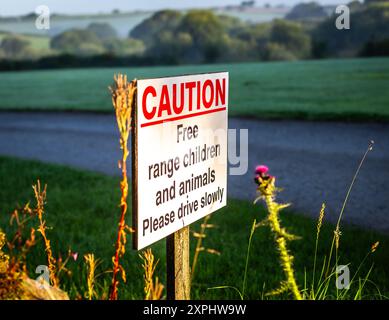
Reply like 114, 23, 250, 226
166, 226, 191, 300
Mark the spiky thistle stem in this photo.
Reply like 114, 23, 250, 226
254, 166, 302, 300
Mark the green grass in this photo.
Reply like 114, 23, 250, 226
0, 57, 389, 121
1, 156, 388, 299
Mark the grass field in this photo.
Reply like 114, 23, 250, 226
0, 156, 388, 299
0, 57, 388, 121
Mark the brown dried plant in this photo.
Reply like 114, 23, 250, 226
140, 248, 164, 300
7, 203, 36, 273
0, 231, 10, 274
109, 74, 137, 300
191, 215, 220, 284
0, 229, 23, 299
32, 180, 58, 287
2, 184, 73, 300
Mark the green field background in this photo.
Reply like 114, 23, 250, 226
1, 57, 389, 120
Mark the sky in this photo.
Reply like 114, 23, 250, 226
1, 0, 345, 17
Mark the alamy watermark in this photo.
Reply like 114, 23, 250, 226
335, 4, 350, 30
35, 264, 50, 287
161, 121, 249, 176
35, 5, 50, 30
336, 265, 350, 290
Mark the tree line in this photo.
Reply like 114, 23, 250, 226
0, 0, 388, 69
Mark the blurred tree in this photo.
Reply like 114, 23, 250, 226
235, 23, 270, 44
0, 48, 6, 60
0, 36, 31, 59
217, 15, 247, 36
348, 0, 363, 12
223, 36, 253, 62
313, 2, 389, 57
129, 9, 313, 63
360, 38, 389, 56
364, 0, 389, 4
75, 42, 105, 56
233, 23, 271, 60
86, 23, 118, 40
270, 19, 311, 58
130, 10, 182, 47
179, 10, 229, 62
263, 42, 297, 61
286, 2, 328, 21
132, 10, 230, 63
149, 31, 193, 63
103, 38, 145, 56
51, 29, 104, 55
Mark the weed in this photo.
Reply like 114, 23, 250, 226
140, 249, 164, 300
108, 74, 136, 300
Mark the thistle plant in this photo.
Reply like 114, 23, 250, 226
109, 74, 137, 300
254, 165, 303, 300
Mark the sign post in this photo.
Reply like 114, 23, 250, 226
166, 226, 190, 300
132, 72, 229, 300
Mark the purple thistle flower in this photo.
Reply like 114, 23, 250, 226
255, 165, 269, 175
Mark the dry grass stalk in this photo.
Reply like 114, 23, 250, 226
32, 180, 58, 287
316, 203, 325, 237
8, 204, 36, 273
140, 248, 164, 300
84, 253, 97, 300
191, 215, 220, 283
371, 241, 379, 253
312, 203, 326, 291
109, 74, 137, 300
326, 140, 374, 277
1, 189, 71, 300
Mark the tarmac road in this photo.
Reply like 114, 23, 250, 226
0, 112, 388, 233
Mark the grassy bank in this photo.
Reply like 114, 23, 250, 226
0, 156, 388, 299
0, 57, 389, 121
